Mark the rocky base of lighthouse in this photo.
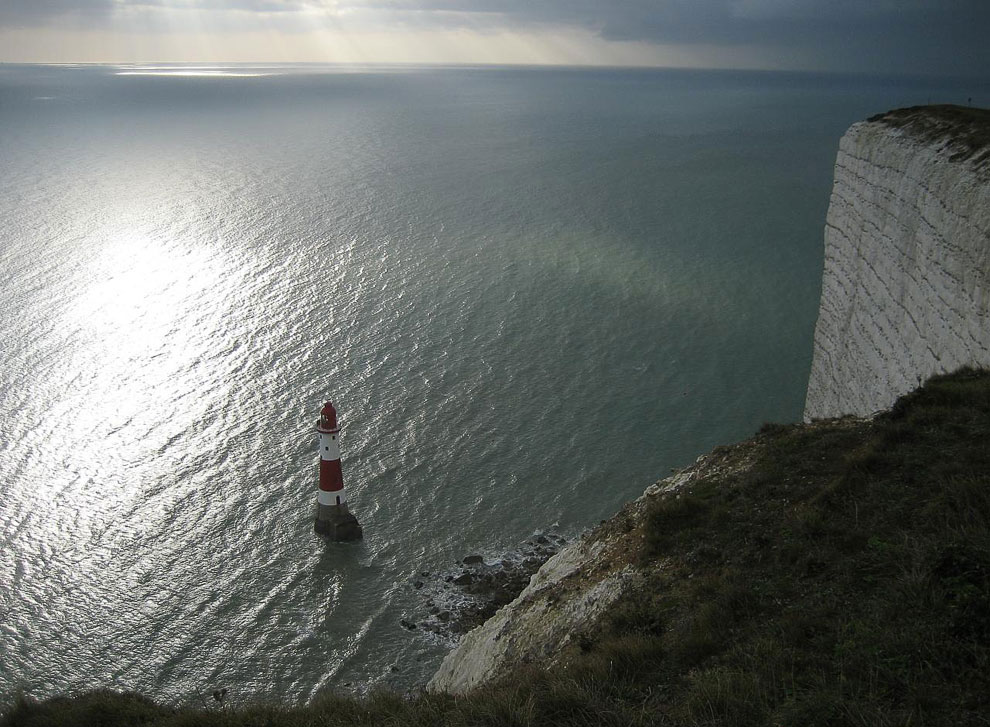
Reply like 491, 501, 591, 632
315, 504, 363, 541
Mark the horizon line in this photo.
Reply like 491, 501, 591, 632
2, 60, 986, 83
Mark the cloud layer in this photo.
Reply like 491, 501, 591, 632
2, 0, 988, 74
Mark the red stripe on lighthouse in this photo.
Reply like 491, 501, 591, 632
319, 459, 344, 492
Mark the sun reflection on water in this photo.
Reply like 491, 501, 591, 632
55, 231, 234, 503
73, 233, 221, 352
114, 66, 272, 78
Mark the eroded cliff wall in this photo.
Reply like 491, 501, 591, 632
804, 106, 990, 420
430, 108, 990, 695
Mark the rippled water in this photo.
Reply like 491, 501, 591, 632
0, 64, 982, 704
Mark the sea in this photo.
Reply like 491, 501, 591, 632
1, 63, 986, 705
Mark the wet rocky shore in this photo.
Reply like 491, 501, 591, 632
403, 530, 571, 644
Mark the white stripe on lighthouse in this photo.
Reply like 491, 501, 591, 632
318, 490, 345, 506
319, 432, 340, 460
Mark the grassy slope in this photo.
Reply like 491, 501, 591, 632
4, 369, 989, 726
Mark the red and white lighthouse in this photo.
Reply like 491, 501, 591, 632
314, 401, 362, 541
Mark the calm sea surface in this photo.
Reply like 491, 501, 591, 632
1, 64, 985, 704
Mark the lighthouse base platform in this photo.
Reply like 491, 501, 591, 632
315, 504, 363, 541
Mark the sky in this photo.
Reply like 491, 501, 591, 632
0, 0, 988, 76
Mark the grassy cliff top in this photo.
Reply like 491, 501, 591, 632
869, 104, 990, 171
4, 368, 990, 726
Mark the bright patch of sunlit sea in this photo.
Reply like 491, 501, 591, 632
1, 64, 984, 705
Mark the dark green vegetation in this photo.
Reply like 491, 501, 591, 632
4, 369, 989, 726
871, 105, 990, 172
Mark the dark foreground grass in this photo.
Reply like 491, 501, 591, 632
631, 367, 990, 726
4, 369, 989, 726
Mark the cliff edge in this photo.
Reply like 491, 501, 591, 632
429, 106, 990, 708
424, 367, 990, 726
804, 105, 990, 420
428, 446, 750, 693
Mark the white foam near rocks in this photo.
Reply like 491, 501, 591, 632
427, 530, 635, 693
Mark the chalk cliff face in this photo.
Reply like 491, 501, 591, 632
430, 107, 990, 694
428, 528, 642, 693
804, 107, 990, 420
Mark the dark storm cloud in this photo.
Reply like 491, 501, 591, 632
355, 0, 990, 75
0, 0, 116, 25
356, 0, 989, 46
0, 0, 314, 26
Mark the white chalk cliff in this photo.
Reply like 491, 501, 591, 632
804, 107, 990, 420
429, 107, 990, 694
